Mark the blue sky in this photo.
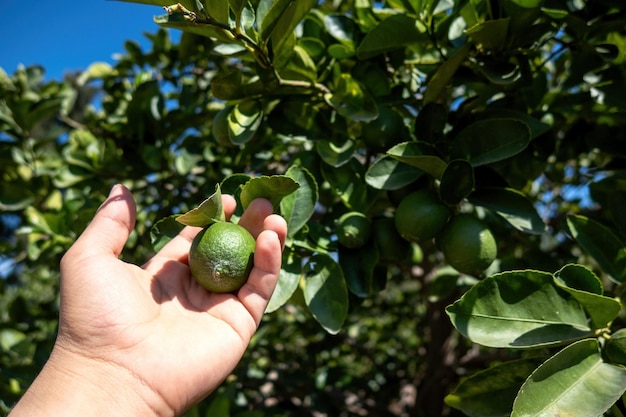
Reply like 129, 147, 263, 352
0, 0, 180, 81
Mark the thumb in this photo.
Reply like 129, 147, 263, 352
63, 184, 136, 263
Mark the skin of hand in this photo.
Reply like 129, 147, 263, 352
9, 184, 288, 417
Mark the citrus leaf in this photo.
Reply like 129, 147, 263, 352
364, 155, 424, 190
316, 139, 355, 168
321, 159, 367, 209
553, 263, 603, 295
469, 187, 546, 234
303, 254, 349, 334
553, 264, 621, 329
440, 159, 474, 205
451, 118, 532, 167
423, 43, 471, 105
445, 358, 544, 417
151, 214, 185, 252
240, 175, 300, 211
386, 141, 447, 179
326, 73, 378, 121
280, 165, 318, 237
266, 0, 317, 65
566, 214, 626, 284
357, 13, 428, 59
176, 185, 225, 227
266, 251, 301, 313
512, 339, 626, 417
339, 241, 379, 298
228, 100, 264, 145
153, 12, 235, 43
446, 270, 592, 348
259, 0, 296, 42
605, 329, 626, 367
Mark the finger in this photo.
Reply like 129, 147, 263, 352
145, 195, 237, 267
62, 184, 136, 265
238, 198, 275, 238
237, 215, 288, 327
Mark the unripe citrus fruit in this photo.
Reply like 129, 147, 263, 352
372, 217, 411, 262
336, 211, 372, 249
394, 189, 451, 242
436, 214, 496, 275
189, 221, 255, 293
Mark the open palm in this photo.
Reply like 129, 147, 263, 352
56, 184, 287, 415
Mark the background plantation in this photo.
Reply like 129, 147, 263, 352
3, 0, 626, 415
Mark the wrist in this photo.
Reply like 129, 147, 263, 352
9, 344, 173, 417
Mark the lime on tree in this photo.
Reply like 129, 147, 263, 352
336, 211, 372, 249
189, 221, 256, 293
436, 214, 497, 276
394, 189, 451, 242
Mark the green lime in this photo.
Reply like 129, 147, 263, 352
189, 221, 255, 293
436, 214, 497, 276
336, 211, 372, 249
394, 189, 451, 242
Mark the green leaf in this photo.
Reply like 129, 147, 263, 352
176, 185, 225, 227
259, 0, 296, 42
469, 187, 546, 234
316, 139, 355, 168
228, 100, 264, 145
553, 263, 603, 295
267, 0, 317, 64
322, 159, 368, 210
446, 270, 593, 348
303, 254, 349, 334
280, 165, 318, 237
475, 109, 551, 139
566, 214, 626, 284
439, 159, 474, 205
357, 13, 427, 59
423, 43, 471, 104
553, 264, 621, 329
151, 215, 185, 252
365, 155, 424, 190
0, 180, 35, 211
154, 13, 235, 43
339, 242, 379, 298
326, 74, 378, 121
386, 141, 447, 179
512, 339, 626, 417
204, 0, 229, 23
266, 251, 302, 313
466, 18, 510, 51
451, 118, 532, 167
240, 175, 300, 211
445, 358, 544, 417
228, 0, 247, 23
605, 329, 626, 367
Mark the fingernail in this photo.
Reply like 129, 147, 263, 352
108, 183, 121, 196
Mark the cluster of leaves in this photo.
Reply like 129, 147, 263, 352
3, 0, 626, 415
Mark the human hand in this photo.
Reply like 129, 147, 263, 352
9, 184, 287, 417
